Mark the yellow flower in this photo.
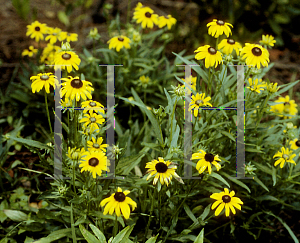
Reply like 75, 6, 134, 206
30, 73, 57, 94
133, 6, 158, 29
22, 46, 38, 57
26, 21, 47, 42
240, 43, 269, 69
246, 78, 267, 94
290, 139, 300, 151
79, 150, 109, 178
60, 32, 78, 42
45, 27, 63, 44
81, 100, 105, 115
181, 76, 197, 91
207, 19, 233, 38
273, 147, 296, 168
191, 149, 221, 174
61, 76, 94, 102
87, 137, 107, 153
158, 15, 177, 29
67, 147, 86, 160
210, 188, 243, 217
259, 34, 276, 47
41, 44, 61, 64
218, 38, 242, 55
270, 95, 298, 119
107, 36, 131, 52
139, 75, 150, 87
195, 45, 223, 68
189, 93, 212, 117
145, 157, 183, 186
100, 187, 137, 219
79, 112, 105, 131
267, 82, 279, 93
54, 51, 81, 73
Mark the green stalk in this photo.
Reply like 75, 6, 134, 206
44, 90, 53, 137
169, 98, 178, 146
70, 203, 77, 243
143, 188, 155, 243
73, 159, 76, 193
113, 214, 118, 237
254, 93, 270, 132
158, 189, 162, 230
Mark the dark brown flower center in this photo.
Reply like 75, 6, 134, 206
196, 100, 203, 105
251, 47, 262, 56
222, 195, 231, 203
90, 117, 96, 122
155, 162, 168, 173
145, 12, 151, 18
93, 143, 100, 148
204, 153, 214, 162
296, 140, 300, 147
62, 53, 71, 60
217, 20, 225, 25
227, 39, 235, 44
35, 26, 40, 31
89, 102, 96, 107
71, 78, 83, 88
40, 75, 49, 80
88, 157, 99, 166
284, 102, 289, 106
114, 192, 126, 202
208, 47, 217, 55
118, 37, 124, 42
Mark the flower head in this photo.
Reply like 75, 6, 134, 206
267, 82, 279, 93
60, 32, 78, 42
207, 19, 233, 38
26, 21, 47, 42
67, 147, 86, 160
210, 188, 243, 217
189, 93, 212, 117
30, 73, 58, 93
87, 137, 108, 153
81, 100, 105, 115
133, 5, 158, 29
100, 187, 137, 219
145, 157, 183, 186
79, 150, 109, 178
181, 76, 197, 91
290, 139, 300, 151
54, 51, 81, 73
61, 76, 94, 102
158, 15, 177, 29
270, 95, 298, 119
240, 43, 269, 69
259, 34, 276, 48
79, 112, 105, 131
108, 36, 131, 52
218, 38, 242, 55
273, 147, 296, 168
191, 149, 221, 174
195, 45, 223, 68
246, 78, 266, 94
22, 46, 38, 57
45, 27, 63, 44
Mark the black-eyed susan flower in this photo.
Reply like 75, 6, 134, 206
267, 82, 280, 93
240, 43, 269, 69
270, 95, 298, 119
145, 157, 183, 186
67, 147, 86, 160
87, 137, 107, 153
79, 112, 105, 131
181, 75, 197, 91
107, 36, 131, 52
246, 78, 266, 94
30, 73, 58, 94
60, 32, 78, 42
194, 45, 223, 68
189, 93, 212, 117
210, 188, 243, 217
100, 187, 137, 219
26, 21, 47, 42
81, 100, 105, 115
54, 51, 81, 73
45, 27, 63, 44
290, 139, 300, 151
218, 38, 242, 55
133, 6, 158, 29
191, 149, 221, 174
79, 150, 109, 178
259, 34, 276, 48
273, 147, 296, 168
207, 19, 233, 38
22, 46, 38, 57
158, 15, 177, 29
61, 76, 94, 102
40, 44, 60, 64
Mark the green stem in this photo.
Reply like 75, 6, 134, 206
254, 93, 270, 132
73, 159, 76, 193
158, 189, 162, 230
245, 67, 251, 80
44, 90, 53, 137
208, 68, 212, 97
216, 37, 219, 49
143, 188, 155, 243
169, 98, 178, 146
113, 213, 118, 237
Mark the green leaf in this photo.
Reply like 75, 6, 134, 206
194, 228, 204, 243
30, 229, 72, 243
183, 203, 197, 223
253, 176, 269, 192
112, 225, 134, 243
276, 80, 299, 96
3, 210, 27, 222
145, 234, 159, 243
89, 224, 107, 243
252, 162, 273, 175
272, 167, 277, 186
220, 131, 235, 143
220, 172, 251, 193
57, 11, 70, 26
8, 136, 52, 150
79, 224, 102, 243
210, 172, 230, 188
